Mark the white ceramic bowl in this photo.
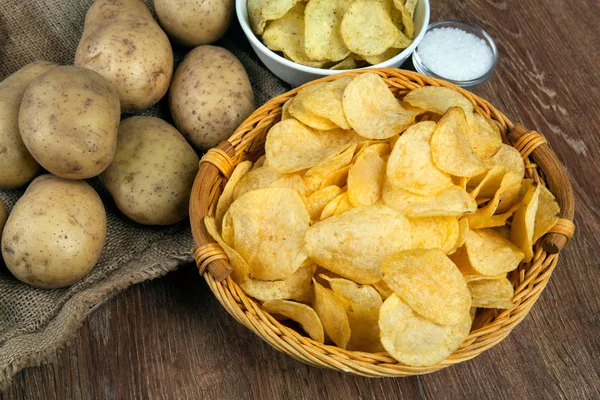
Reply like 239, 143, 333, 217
236, 0, 431, 87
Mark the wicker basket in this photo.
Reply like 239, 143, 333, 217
190, 69, 575, 377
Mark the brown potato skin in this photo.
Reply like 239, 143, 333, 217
169, 46, 255, 151
0, 200, 7, 236
100, 116, 200, 225
75, 0, 174, 113
1, 175, 106, 289
154, 0, 234, 47
0, 61, 58, 189
18, 66, 120, 180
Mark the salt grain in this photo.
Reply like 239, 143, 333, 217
418, 27, 494, 81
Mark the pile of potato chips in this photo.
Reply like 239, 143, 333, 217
204, 73, 560, 366
248, 0, 417, 69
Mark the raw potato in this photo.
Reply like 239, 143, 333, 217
1, 175, 106, 289
0, 61, 57, 189
75, 0, 174, 113
0, 200, 7, 236
169, 46, 255, 150
19, 66, 120, 179
100, 116, 200, 225
154, 0, 234, 47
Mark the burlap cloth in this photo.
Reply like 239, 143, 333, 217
0, 0, 289, 388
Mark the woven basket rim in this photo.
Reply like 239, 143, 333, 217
189, 68, 573, 377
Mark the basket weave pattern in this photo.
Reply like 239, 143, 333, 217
190, 69, 574, 377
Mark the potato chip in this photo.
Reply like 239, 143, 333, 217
302, 77, 352, 129
288, 83, 339, 130
461, 228, 525, 276
466, 171, 522, 229
392, 0, 415, 39
532, 185, 560, 243
319, 192, 345, 220
313, 280, 351, 348
387, 121, 453, 196
403, 86, 474, 116
362, 48, 401, 65
391, 30, 413, 49
461, 272, 506, 283
485, 144, 525, 178
248, 0, 300, 35
382, 249, 471, 326
321, 275, 383, 309
382, 181, 477, 217
265, 119, 347, 173
240, 264, 316, 303
454, 218, 469, 250
281, 99, 293, 121
333, 192, 354, 216
469, 165, 506, 199
493, 224, 511, 239
283, 52, 329, 68
511, 180, 541, 263
453, 176, 469, 190
431, 107, 486, 177
270, 173, 306, 197
373, 279, 394, 299
352, 142, 390, 164
346, 301, 384, 352
408, 217, 459, 254
253, 155, 267, 169
304, 144, 356, 191
341, 1, 398, 56
404, 0, 418, 15
204, 216, 250, 284
314, 128, 365, 149
468, 277, 514, 309
228, 187, 310, 280
379, 294, 472, 366
215, 161, 253, 227
348, 147, 386, 206
233, 164, 282, 199
262, 299, 325, 342
305, 205, 412, 284
468, 114, 503, 160
304, 0, 351, 62
343, 73, 420, 139
330, 57, 357, 70
306, 185, 344, 220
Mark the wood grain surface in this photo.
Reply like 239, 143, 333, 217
2, 0, 600, 398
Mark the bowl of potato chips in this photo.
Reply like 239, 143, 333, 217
190, 70, 574, 376
238, 0, 430, 86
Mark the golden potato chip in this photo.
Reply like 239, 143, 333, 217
348, 147, 386, 206
303, 77, 352, 129
352, 142, 391, 164
321, 275, 383, 309
240, 264, 316, 303
453, 218, 469, 250
382, 181, 477, 217
511, 180, 541, 263
343, 73, 420, 139
270, 174, 307, 197
346, 301, 384, 352
333, 192, 354, 216
262, 299, 325, 342
485, 144, 525, 178
493, 224, 511, 239
468, 277, 514, 309
228, 187, 310, 280
304, 0, 351, 62
392, 30, 413, 49
461, 272, 506, 283
379, 294, 472, 366
313, 280, 351, 348
468, 114, 503, 160
233, 164, 282, 199
403, 86, 474, 116
248, 0, 300, 35
467, 171, 522, 229
469, 165, 507, 199
392, 0, 415, 39
453, 176, 469, 190
409, 217, 459, 254
431, 107, 486, 177
253, 155, 267, 169
306, 185, 344, 220
341, 1, 398, 56
215, 161, 253, 227
283, 52, 330, 68
319, 192, 345, 220
304, 144, 356, 191
373, 279, 394, 299
305, 205, 412, 284
265, 119, 347, 173
289, 83, 339, 130
362, 48, 401, 65
330, 56, 357, 70
204, 216, 250, 284
281, 99, 293, 121
387, 121, 453, 196
314, 128, 364, 149
532, 185, 560, 243
461, 228, 525, 276
404, 0, 418, 15
382, 249, 471, 326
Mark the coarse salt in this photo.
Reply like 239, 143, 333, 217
417, 27, 494, 81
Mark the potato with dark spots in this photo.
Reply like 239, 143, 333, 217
75, 0, 174, 113
154, 0, 234, 47
100, 116, 200, 225
169, 46, 255, 150
1, 175, 106, 289
0, 61, 58, 189
18, 66, 120, 180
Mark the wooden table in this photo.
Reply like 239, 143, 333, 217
3, 0, 600, 398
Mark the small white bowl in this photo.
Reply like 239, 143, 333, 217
236, 0, 431, 87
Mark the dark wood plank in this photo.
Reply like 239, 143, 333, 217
2, 0, 600, 398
